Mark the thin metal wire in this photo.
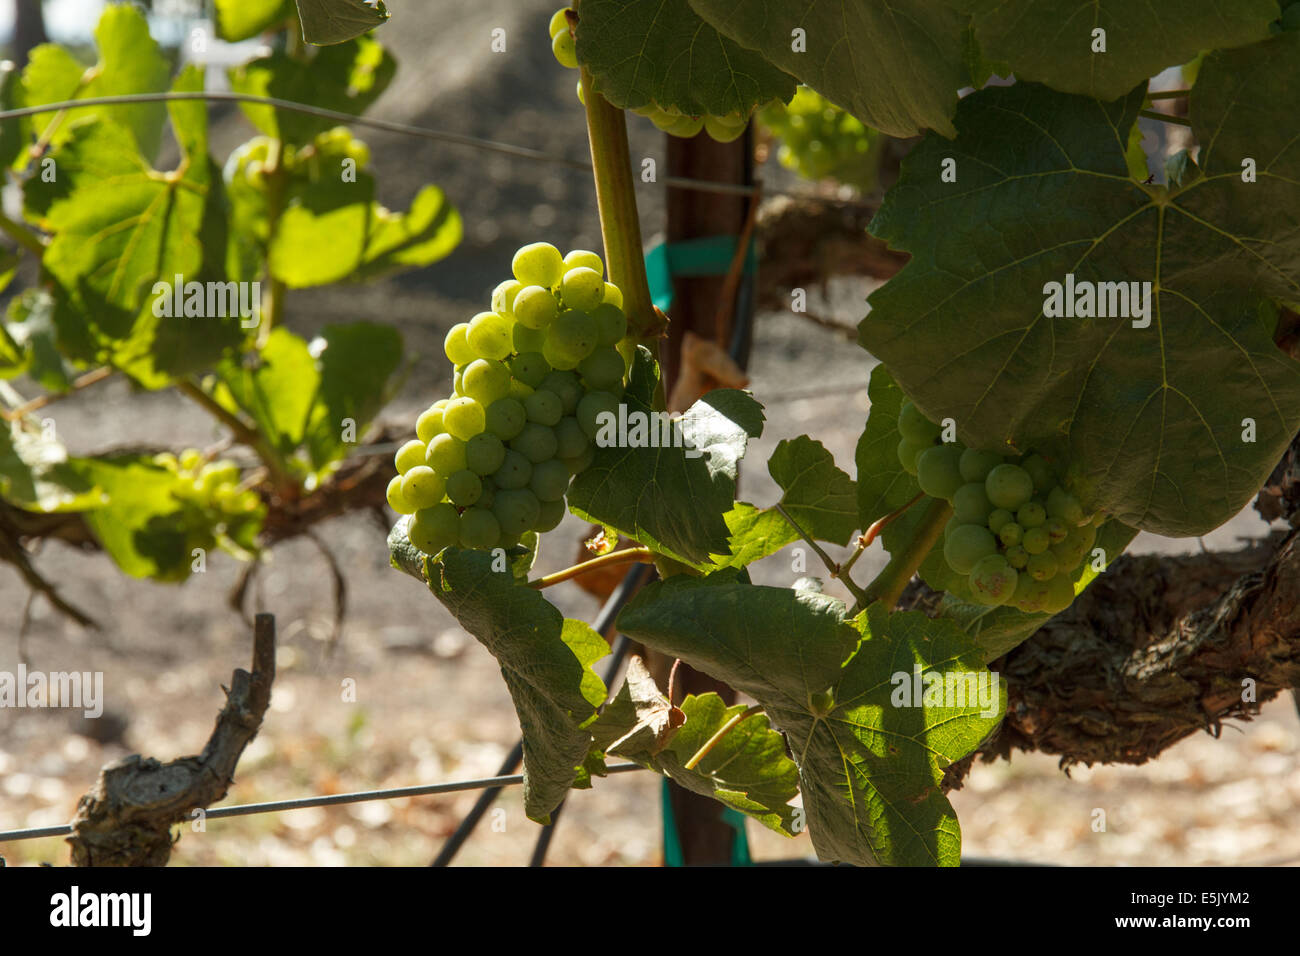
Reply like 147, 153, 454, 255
0, 762, 647, 844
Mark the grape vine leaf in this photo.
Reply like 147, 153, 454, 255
0, 421, 101, 514
303, 322, 404, 470
686, 0, 966, 137
590, 657, 802, 834
388, 531, 608, 823
964, 0, 1277, 102
216, 0, 295, 42
619, 572, 1003, 865
567, 348, 765, 568
295, 0, 390, 46
862, 36, 1300, 537
353, 186, 463, 281
215, 328, 320, 461
577, 0, 796, 118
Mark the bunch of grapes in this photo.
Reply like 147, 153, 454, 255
154, 449, 261, 517
897, 401, 1103, 614
759, 87, 883, 193
388, 242, 629, 556
548, 7, 757, 143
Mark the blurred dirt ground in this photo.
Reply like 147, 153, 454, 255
2, 1, 1299, 866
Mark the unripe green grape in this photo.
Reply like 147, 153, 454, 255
563, 249, 603, 276
552, 29, 577, 68
1020, 453, 1056, 494
512, 285, 560, 329
1026, 550, 1059, 582
530, 458, 571, 501
944, 524, 998, 574
898, 400, 941, 443
554, 417, 590, 460
508, 378, 534, 401
446, 469, 483, 506
485, 397, 527, 440
577, 390, 621, 439
1016, 501, 1046, 528
534, 496, 566, 532
513, 242, 565, 289
540, 370, 583, 414
444, 396, 486, 441
1045, 518, 1069, 543
395, 439, 428, 475
466, 432, 507, 475
952, 482, 993, 524
542, 335, 580, 370
492, 279, 523, 317
1051, 524, 1096, 569
602, 282, 623, 310
459, 507, 501, 550
987, 508, 1014, 534
897, 438, 929, 475
562, 444, 596, 476
997, 521, 1024, 547
453, 364, 466, 396
576, 77, 585, 105
1005, 544, 1029, 569
704, 113, 747, 143
511, 423, 559, 463
416, 402, 448, 443
1022, 525, 1050, 555
513, 322, 547, 354
461, 359, 512, 405
153, 452, 179, 471
477, 478, 497, 510
665, 114, 704, 137
1046, 486, 1086, 525
444, 323, 477, 366
510, 352, 550, 388
548, 8, 570, 39
495, 449, 533, 489
985, 463, 1034, 510
386, 475, 415, 514
959, 447, 1003, 483
1010, 572, 1050, 612
524, 389, 564, 426
969, 554, 1017, 606
401, 466, 447, 510
426, 433, 468, 475
179, 448, 203, 473
578, 346, 625, 391
466, 311, 514, 360
1041, 573, 1076, 614
916, 444, 963, 500
548, 308, 599, 362
560, 266, 605, 312
494, 488, 542, 537
409, 503, 460, 554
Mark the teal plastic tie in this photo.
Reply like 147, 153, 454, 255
644, 235, 758, 314
660, 778, 753, 866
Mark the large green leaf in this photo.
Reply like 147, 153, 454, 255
354, 185, 463, 281
295, 0, 390, 45
215, 328, 320, 460
216, 0, 295, 41
567, 348, 765, 568
964, 0, 1277, 101
862, 38, 1300, 536
389, 534, 608, 823
270, 175, 376, 288
304, 322, 403, 470
577, 0, 795, 117
687, 0, 966, 137
619, 573, 1003, 865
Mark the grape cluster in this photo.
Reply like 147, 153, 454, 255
154, 449, 261, 516
759, 87, 882, 193
548, 7, 756, 143
225, 127, 369, 194
897, 401, 1103, 614
388, 242, 629, 555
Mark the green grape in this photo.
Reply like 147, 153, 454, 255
916, 444, 963, 500
578, 346, 625, 391
401, 466, 447, 510
446, 469, 483, 506
588, 303, 627, 348
453, 364, 466, 396
461, 359, 512, 405
1026, 551, 1059, 582
444, 396, 486, 441
534, 496, 566, 532
426, 433, 468, 475
1023, 525, 1050, 555
485, 397, 527, 440
560, 266, 605, 312
998, 521, 1024, 547
179, 448, 203, 472
985, 463, 1034, 510
552, 29, 577, 68
540, 370, 583, 414
530, 458, 571, 501
563, 249, 603, 276
1016, 501, 1046, 528
513, 322, 547, 354
1045, 518, 1069, 543
494, 488, 542, 537
1046, 486, 1086, 525
466, 311, 514, 361
409, 503, 461, 554
542, 335, 580, 371
523, 389, 563, 426
510, 352, 551, 388
952, 482, 993, 524
959, 447, 1003, 483
577, 390, 621, 440
759, 87, 882, 191
477, 478, 497, 510
554, 417, 589, 459
416, 402, 447, 443
513, 285, 560, 329
1051, 524, 1096, 569
897, 438, 929, 476
466, 432, 507, 476
444, 323, 477, 366
511, 423, 559, 463
897, 400, 941, 443
395, 439, 428, 475
548, 8, 570, 38
1019, 453, 1056, 494
386, 475, 415, 514
562, 444, 596, 476
508, 378, 535, 401
495, 449, 533, 489
944, 524, 998, 574
969, 554, 1017, 606
548, 309, 599, 362
1010, 572, 1050, 612
492, 279, 523, 317
602, 282, 623, 310
513, 242, 565, 289
987, 508, 1014, 534
1005, 544, 1029, 569
459, 507, 501, 550
703, 113, 747, 143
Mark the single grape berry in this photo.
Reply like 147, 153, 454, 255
465, 432, 507, 476
510, 352, 550, 388
563, 249, 603, 276
409, 503, 460, 554
552, 28, 578, 68
958, 447, 1003, 483
554, 417, 590, 459
495, 449, 533, 489
513, 322, 547, 354
466, 311, 514, 361
511, 423, 559, 463
540, 370, 583, 414
459, 507, 502, 550
897, 438, 929, 476
446, 469, 484, 507
426, 433, 468, 475
443, 396, 486, 441
577, 390, 621, 440
998, 521, 1024, 547
898, 400, 941, 444
944, 524, 997, 574
1046, 486, 1086, 525
561, 266, 605, 312
512, 242, 565, 289
548, 8, 571, 39
1045, 518, 1069, 543
987, 508, 1015, 534
416, 402, 447, 443
386, 475, 415, 515
485, 397, 527, 441
985, 463, 1034, 511
534, 496, 566, 532
952, 482, 993, 524
578, 346, 625, 392
916, 445, 963, 500
602, 282, 623, 310
969, 554, 1017, 606
1016, 501, 1047, 528
443, 320, 476, 363
1026, 550, 1059, 582
401, 466, 447, 510
529, 459, 571, 501
491, 279, 522, 317
461, 359, 512, 405
394, 439, 428, 475
495, 488, 542, 537
1022, 525, 1051, 555
548, 308, 599, 363
1004, 545, 1029, 569
513, 285, 560, 329
524, 389, 564, 426
1019, 453, 1056, 494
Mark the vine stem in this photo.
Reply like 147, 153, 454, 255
1, 367, 113, 422
683, 704, 764, 770
855, 497, 952, 614
0, 211, 44, 256
527, 547, 654, 589
1139, 109, 1192, 127
774, 503, 870, 606
1147, 89, 1189, 99
175, 379, 294, 495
